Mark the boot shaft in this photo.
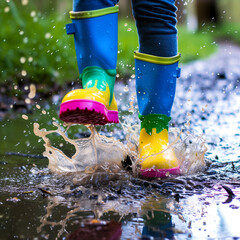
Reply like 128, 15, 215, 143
134, 51, 181, 117
66, 6, 119, 74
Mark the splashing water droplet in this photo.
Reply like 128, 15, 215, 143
21, 0, 28, 5
30, 11, 36, 17
22, 114, 29, 120
123, 86, 129, 92
20, 57, 26, 64
45, 33, 51, 39
21, 70, 27, 76
25, 98, 31, 104
34, 123, 129, 173
23, 37, 28, 44
28, 56, 33, 62
28, 84, 36, 99
4, 7, 10, 13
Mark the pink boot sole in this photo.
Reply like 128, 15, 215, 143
59, 99, 119, 125
140, 167, 180, 179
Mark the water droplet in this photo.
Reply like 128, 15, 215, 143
30, 11, 36, 17
4, 6, 10, 12
21, 0, 28, 5
23, 37, 28, 44
20, 57, 26, 64
22, 114, 29, 120
25, 98, 31, 104
45, 33, 51, 39
28, 84, 36, 99
123, 86, 129, 92
21, 70, 27, 76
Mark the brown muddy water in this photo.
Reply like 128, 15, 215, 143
1, 44, 240, 239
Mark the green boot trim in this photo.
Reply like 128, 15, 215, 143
70, 5, 119, 19
81, 66, 116, 106
139, 114, 171, 135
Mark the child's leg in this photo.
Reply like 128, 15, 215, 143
59, 0, 119, 125
132, 0, 178, 57
73, 0, 118, 11
132, 0, 181, 178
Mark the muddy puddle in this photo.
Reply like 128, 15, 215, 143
1, 44, 240, 239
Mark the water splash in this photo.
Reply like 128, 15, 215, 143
33, 122, 129, 173
122, 122, 207, 177
33, 120, 207, 178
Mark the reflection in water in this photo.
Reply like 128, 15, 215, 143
141, 196, 184, 239
183, 189, 240, 239
36, 190, 186, 239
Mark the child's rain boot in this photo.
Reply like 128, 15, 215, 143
134, 51, 181, 178
59, 6, 119, 125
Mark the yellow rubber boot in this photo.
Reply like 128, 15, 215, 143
138, 114, 180, 178
59, 67, 119, 125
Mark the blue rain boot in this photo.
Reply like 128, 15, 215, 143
134, 51, 181, 178
60, 6, 119, 125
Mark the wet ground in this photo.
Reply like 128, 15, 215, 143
1, 43, 240, 239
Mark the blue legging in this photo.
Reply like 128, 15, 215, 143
72, 0, 178, 57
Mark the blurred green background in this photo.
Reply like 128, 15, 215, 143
1, 0, 240, 86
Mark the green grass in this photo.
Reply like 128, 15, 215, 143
117, 19, 138, 77
214, 22, 240, 44
178, 26, 218, 63
1, 1, 240, 85
0, 1, 77, 85
178, 22, 240, 63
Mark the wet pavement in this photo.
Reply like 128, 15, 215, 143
1, 43, 240, 239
